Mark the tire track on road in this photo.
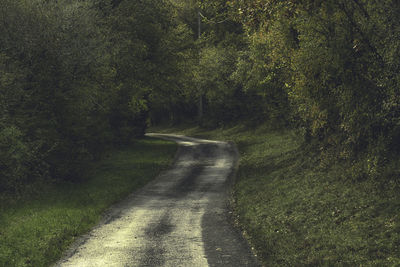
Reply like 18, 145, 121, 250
55, 134, 259, 267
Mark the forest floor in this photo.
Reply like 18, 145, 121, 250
0, 138, 176, 267
153, 123, 400, 266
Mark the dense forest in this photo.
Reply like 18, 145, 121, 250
0, 0, 191, 193
2, 0, 400, 196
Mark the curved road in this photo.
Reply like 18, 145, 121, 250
55, 134, 259, 267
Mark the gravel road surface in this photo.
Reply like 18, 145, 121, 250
55, 134, 259, 267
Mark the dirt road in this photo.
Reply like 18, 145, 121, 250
55, 134, 259, 267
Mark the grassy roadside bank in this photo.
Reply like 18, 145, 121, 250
0, 137, 177, 267
154, 124, 400, 266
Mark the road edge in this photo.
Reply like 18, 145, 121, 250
225, 141, 263, 267
53, 136, 180, 267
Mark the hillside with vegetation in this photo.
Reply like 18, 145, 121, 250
1, 0, 400, 265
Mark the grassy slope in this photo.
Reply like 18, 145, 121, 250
0, 137, 177, 267
154, 124, 400, 266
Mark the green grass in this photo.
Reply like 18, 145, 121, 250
154, 123, 400, 266
0, 137, 177, 267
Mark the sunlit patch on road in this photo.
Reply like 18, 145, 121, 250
55, 134, 259, 267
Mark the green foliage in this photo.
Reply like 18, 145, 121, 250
2, 0, 399, 193
0, 126, 31, 193
110, 0, 197, 126
194, 45, 242, 123
0, 0, 116, 183
231, 34, 291, 125
215, 0, 400, 176
0, 0, 186, 192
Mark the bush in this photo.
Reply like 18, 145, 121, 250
0, 126, 32, 193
